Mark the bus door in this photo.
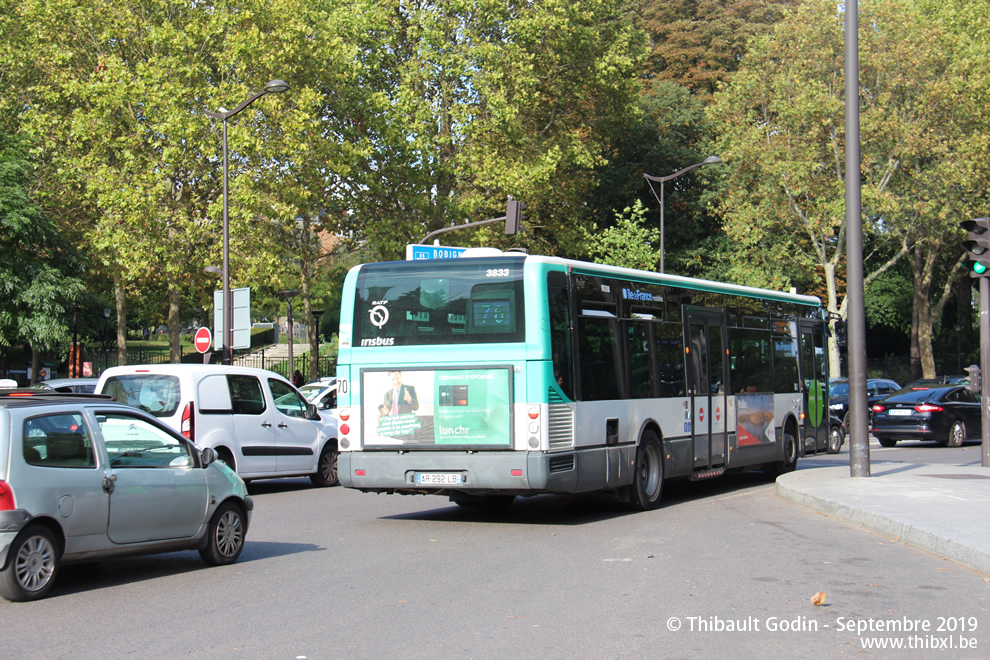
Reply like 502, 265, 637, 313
685, 309, 727, 470
798, 320, 828, 453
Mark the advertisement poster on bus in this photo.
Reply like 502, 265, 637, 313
735, 393, 775, 446
362, 367, 512, 447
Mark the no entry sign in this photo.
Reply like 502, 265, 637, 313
194, 327, 212, 354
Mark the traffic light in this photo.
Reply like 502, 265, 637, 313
505, 197, 524, 235
965, 365, 981, 395
961, 218, 990, 277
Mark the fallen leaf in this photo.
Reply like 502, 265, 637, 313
810, 591, 826, 606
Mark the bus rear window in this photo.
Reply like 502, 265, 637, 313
353, 258, 526, 346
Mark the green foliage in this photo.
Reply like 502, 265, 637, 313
0, 130, 84, 349
634, 0, 800, 100
582, 200, 662, 270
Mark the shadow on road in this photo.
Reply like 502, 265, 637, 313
382, 469, 780, 526
48, 540, 323, 600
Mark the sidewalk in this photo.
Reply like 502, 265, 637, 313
776, 460, 990, 575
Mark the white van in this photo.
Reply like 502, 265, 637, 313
95, 365, 338, 486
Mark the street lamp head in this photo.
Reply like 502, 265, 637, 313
279, 289, 300, 299
204, 265, 222, 275
703, 155, 722, 165
264, 79, 290, 94
103, 307, 111, 318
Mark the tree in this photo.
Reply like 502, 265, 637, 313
708, 0, 973, 378
0, 130, 85, 379
582, 200, 662, 270
319, 0, 647, 260
633, 0, 800, 100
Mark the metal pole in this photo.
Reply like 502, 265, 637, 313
845, 1, 870, 478
221, 117, 231, 366
981, 278, 990, 467
287, 299, 294, 379
660, 181, 664, 273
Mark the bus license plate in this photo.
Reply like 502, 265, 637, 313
416, 472, 463, 485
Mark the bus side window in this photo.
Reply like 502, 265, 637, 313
547, 272, 574, 399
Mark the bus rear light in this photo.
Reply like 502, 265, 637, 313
511, 469, 523, 477
0, 480, 15, 510
340, 424, 351, 435
528, 422, 539, 434
180, 402, 194, 440
355, 469, 366, 476
339, 410, 350, 421
528, 407, 539, 419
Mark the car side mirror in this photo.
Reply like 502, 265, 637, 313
201, 446, 217, 467
305, 403, 319, 420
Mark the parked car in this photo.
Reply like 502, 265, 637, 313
95, 365, 338, 487
870, 384, 982, 447
0, 390, 251, 601
904, 376, 970, 388
828, 378, 901, 426
299, 377, 338, 413
30, 377, 99, 394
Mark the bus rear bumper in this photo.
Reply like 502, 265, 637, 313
338, 448, 630, 495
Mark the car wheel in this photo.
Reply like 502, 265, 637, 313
948, 420, 966, 448
0, 525, 59, 602
626, 431, 664, 511
827, 425, 844, 454
199, 501, 246, 566
310, 443, 339, 487
764, 431, 798, 478
878, 438, 897, 448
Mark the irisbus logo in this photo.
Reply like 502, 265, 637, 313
360, 337, 395, 346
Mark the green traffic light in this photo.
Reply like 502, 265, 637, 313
976, 262, 988, 274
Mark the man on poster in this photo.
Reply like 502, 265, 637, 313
379, 371, 419, 416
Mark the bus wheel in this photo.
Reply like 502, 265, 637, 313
764, 432, 797, 478
627, 432, 664, 511
450, 493, 515, 508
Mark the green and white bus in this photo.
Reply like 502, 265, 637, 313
335, 250, 829, 510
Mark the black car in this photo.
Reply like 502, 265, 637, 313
828, 378, 901, 426
870, 384, 982, 447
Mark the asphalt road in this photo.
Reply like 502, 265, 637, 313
2, 444, 988, 659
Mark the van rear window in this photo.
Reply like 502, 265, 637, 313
102, 375, 181, 417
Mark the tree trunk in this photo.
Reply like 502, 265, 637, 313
30, 345, 41, 384
115, 276, 127, 365
823, 262, 842, 378
168, 285, 182, 363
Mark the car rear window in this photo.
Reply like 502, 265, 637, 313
101, 375, 181, 417
886, 388, 940, 404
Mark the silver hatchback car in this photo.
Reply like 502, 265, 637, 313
0, 391, 253, 601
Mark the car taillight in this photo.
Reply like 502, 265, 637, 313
871, 404, 885, 413
915, 404, 943, 413
0, 480, 15, 511
181, 402, 194, 440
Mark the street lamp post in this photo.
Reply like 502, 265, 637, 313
644, 155, 721, 273
311, 310, 324, 346
311, 309, 324, 379
205, 79, 289, 364
280, 290, 300, 381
